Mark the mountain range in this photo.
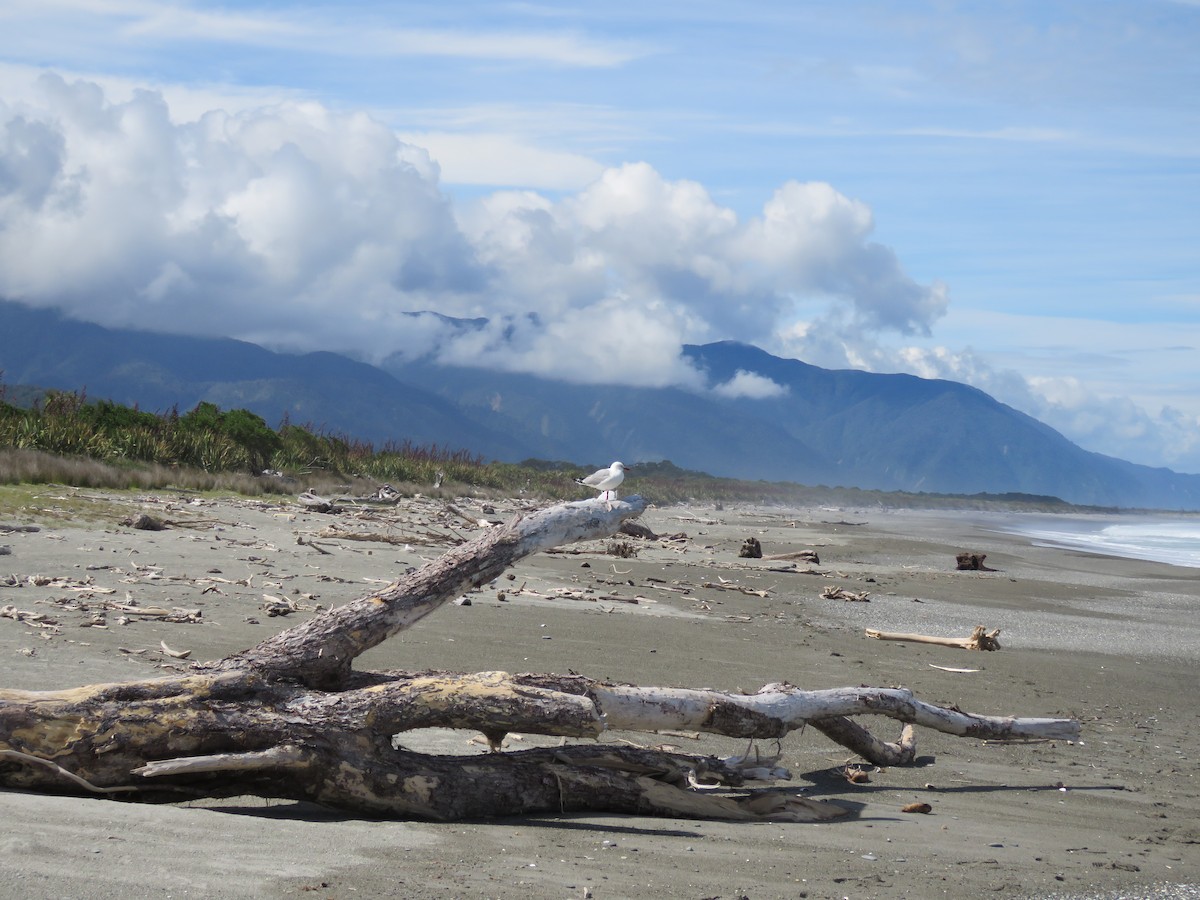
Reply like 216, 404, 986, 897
2, 299, 1198, 510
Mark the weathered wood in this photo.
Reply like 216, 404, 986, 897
763, 549, 820, 564
865, 625, 1002, 651
738, 537, 763, 558
618, 520, 657, 540
956, 551, 995, 571
0, 495, 1077, 821
121, 513, 167, 531
822, 585, 870, 602
211, 497, 650, 687
298, 491, 340, 514
0, 667, 1072, 808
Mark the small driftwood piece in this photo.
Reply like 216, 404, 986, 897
702, 580, 770, 598
310, 526, 442, 547
0, 497, 1070, 822
121, 513, 167, 531
764, 549, 820, 565
618, 521, 658, 540
865, 625, 1002, 651
822, 585, 870, 602
160, 640, 192, 659
298, 491, 341, 514
365, 484, 401, 504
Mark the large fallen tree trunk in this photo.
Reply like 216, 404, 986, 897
0, 496, 1079, 821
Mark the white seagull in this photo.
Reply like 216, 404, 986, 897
575, 461, 629, 505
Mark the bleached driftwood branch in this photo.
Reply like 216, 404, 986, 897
865, 625, 1002, 651
0, 496, 1076, 821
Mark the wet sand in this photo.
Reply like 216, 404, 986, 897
1, 488, 1198, 899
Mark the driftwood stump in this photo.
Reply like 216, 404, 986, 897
739, 536, 763, 558
0, 497, 1078, 821
956, 551, 995, 571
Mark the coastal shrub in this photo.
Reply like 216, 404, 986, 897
78, 399, 161, 434
180, 403, 281, 472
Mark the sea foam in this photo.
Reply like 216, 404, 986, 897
1013, 517, 1200, 569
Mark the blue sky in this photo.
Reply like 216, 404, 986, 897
1, 1, 1198, 472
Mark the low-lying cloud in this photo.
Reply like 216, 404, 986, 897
712, 370, 790, 400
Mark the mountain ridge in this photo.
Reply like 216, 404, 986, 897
2, 299, 1197, 510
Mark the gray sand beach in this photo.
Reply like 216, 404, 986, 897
1, 487, 1198, 898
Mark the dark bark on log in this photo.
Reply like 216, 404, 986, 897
0, 495, 1080, 821
618, 520, 658, 540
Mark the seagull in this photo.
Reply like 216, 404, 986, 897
575, 461, 629, 505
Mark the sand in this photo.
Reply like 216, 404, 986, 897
1, 487, 1198, 899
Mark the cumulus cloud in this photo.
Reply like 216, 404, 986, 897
712, 370, 790, 400
435, 296, 708, 388
0, 74, 946, 391
2, 72, 1195, 472
396, 131, 604, 190
738, 181, 949, 335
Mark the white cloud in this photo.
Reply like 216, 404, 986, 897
878, 344, 1200, 474
0, 61, 310, 123
0, 75, 965, 373
766, 306, 1200, 475
367, 28, 645, 67
396, 131, 603, 190
18, 72, 1195, 475
712, 370, 790, 400
1, 1, 647, 67
1019, 376, 1200, 474
738, 180, 949, 335
435, 296, 708, 389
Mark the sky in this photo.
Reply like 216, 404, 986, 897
1, 1, 1198, 472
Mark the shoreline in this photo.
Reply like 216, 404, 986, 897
1, 489, 1198, 898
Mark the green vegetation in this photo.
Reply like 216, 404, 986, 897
0, 382, 1092, 510
0, 386, 554, 497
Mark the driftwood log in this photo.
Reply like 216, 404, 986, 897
866, 625, 1002, 651
0, 497, 1075, 821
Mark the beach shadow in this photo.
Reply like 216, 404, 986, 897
797, 765, 1127, 799
175, 802, 862, 832
508, 800, 866, 832
505, 817, 704, 838
189, 800, 683, 829
195, 800, 378, 822
916, 782, 1128, 795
